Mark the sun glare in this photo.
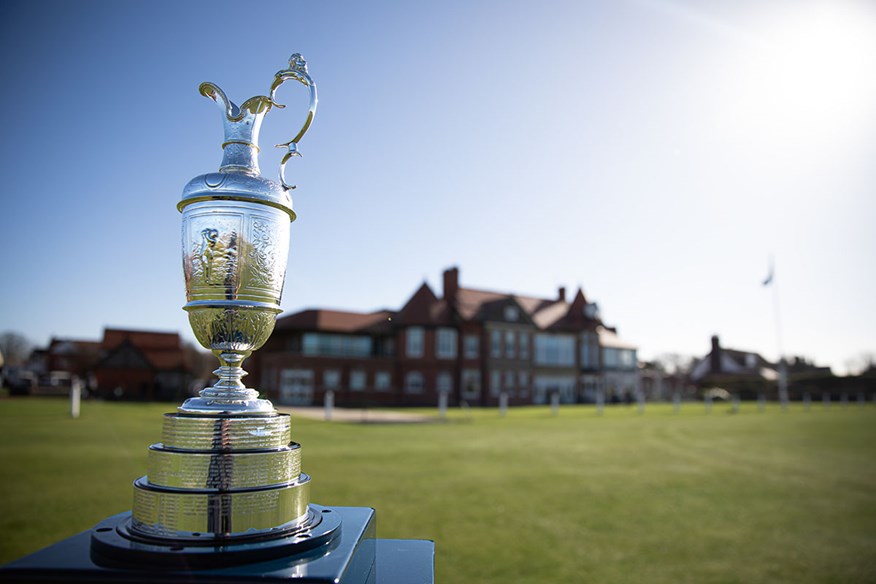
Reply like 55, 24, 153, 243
739, 2, 876, 146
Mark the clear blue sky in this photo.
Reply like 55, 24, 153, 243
1, 0, 874, 373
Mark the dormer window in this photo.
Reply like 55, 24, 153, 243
504, 305, 519, 321
584, 303, 599, 319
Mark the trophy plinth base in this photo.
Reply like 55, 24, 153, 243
94, 505, 338, 569
0, 506, 434, 584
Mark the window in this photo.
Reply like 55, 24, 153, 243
535, 334, 576, 366
375, 371, 391, 391
491, 330, 501, 358
406, 327, 424, 358
504, 370, 515, 390
462, 369, 481, 398
603, 348, 618, 368
437, 372, 453, 393
436, 328, 458, 359
504, 305, 519, 321
464, 335, 479, 359
533, 375, 576, 405
505, 330, 516, 358
518, 370, 530, 398
518, 370, 529, 388
584, 303, 600, 319
404, 371, 424, 393
302, 333, 372, 358
376, 337, 395, 357
490, 370, 501, 396
323, 369, 340, 389
519, 332, 529, 359
279, 369, 313, 405
350, 370, 366, 391
580, 333, 599, 369
619, 349, 636, 369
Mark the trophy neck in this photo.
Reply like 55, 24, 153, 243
218, 103, 269, 176
220, 141, 261, 175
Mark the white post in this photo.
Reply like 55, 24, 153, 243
803, 392, 811, 411
324, 390, 334, 421
70, 378, 81, 419
636, 390, 645, 415
672, 391, 681, 414
596, 388, 605, 416
778, 360, 789, 411
822, 392, 830, 408
757, 393, 766, 412
705, 393, 712, 414
550, 391, 560, 417
731, 394, 740, 414
438, 389, 448, 421
857, 392, 865, 406
841, 392, 849, 407
499, 391, 508, 418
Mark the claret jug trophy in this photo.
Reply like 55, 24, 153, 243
128, 53, 319, 547
0, 55, 433, 584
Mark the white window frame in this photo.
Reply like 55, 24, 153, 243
518, 370, 529, 388
505, 330, 516, 359
406, 327, 424, 358
350, 370, 367, 391
462, 369, 481, 399
375, 371, 391, 391
436, 327, 458, 359
490, 370, 501, 396
464, 334, 479, 359
323, 369, 340, 389
437, 372, 453, 393
404, 371, 424, 394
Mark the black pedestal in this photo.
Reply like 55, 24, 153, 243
0, 506, 434, 584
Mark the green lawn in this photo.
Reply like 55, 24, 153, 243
1, 398, 874, 583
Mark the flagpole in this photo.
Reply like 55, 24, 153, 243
766, 256, 789, 409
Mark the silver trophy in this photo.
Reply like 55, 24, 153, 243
128, 54, 325, 543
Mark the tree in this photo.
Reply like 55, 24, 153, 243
0, 331, 34, 367
845, 352, 876, 376
654, 352, 694, 376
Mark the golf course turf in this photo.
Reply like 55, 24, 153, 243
0, 398, 873, 583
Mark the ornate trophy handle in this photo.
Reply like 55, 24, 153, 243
270, 53, 319, 191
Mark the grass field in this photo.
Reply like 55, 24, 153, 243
1, 398, 874, 583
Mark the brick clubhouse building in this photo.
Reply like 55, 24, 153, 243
253, 267, 639, 407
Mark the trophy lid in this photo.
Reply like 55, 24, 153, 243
179, 172, 297, 221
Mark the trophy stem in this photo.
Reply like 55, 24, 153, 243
178, 351, 275, 415
210, 351, 250, 390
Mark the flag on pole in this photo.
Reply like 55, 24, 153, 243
762, 259, 774, 286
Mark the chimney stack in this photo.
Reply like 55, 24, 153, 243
710, 335, 721, 374
558, 286, 566, 302
443, 267, 459, 304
